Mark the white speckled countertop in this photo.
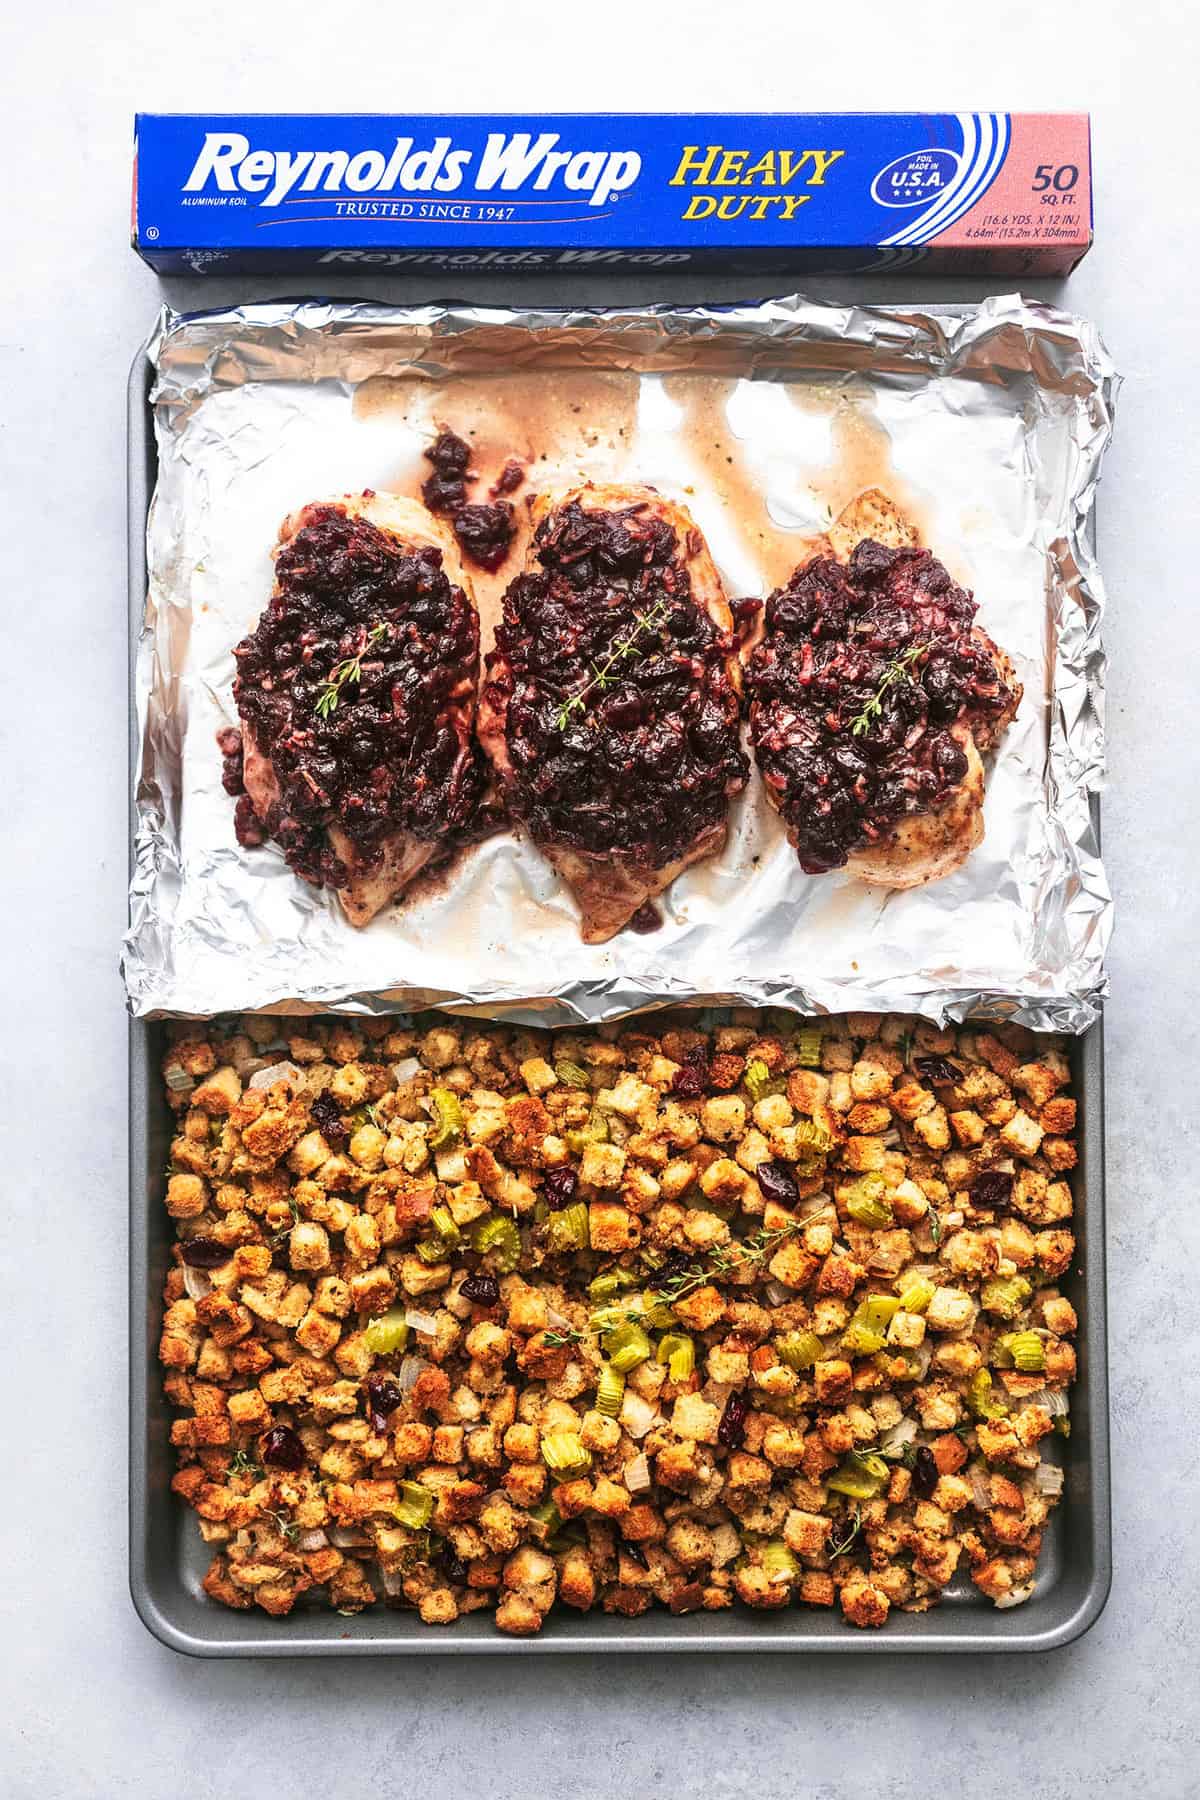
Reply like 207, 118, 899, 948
3, 5, 1196, 1795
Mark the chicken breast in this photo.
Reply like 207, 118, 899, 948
478, 483, 747, 943
229, 491, 488, 926
745, 489, 1021, 891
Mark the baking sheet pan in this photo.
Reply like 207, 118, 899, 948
127, 343, 1110, 1655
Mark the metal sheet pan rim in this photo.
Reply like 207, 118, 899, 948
127, 345, 1110, 1656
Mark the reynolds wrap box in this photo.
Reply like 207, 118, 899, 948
132, 112, 1092, 277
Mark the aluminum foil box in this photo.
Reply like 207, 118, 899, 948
131, 112, 1092, 276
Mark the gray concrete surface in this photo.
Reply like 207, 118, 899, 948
2, 4, 1195, 1795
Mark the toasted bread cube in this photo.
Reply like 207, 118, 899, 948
671, 1393, 720, 1444
1001, 1110, 1045, 1160
588, 1200, 641, 1251
700, 1096, 746, 1143
580, 1142, 626, 1189
925, 1287, 976, 1333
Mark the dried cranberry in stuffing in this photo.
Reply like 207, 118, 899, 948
542, 1167, 579, 1208
260, 1425, 306, 1471
655, 1250, 694, 1288
439, 1547, 469, 1584
754, 1161, 800, 1208
914, 1055, 961, 1085
970, 1170, 1015, 1212
460, 1272, 500, 1306
912, 1446, 939, 1499
179, 1235, 230, 1269
310, 1090, 349, 1147
671, 1043, 711, 1098
364, 1372, 405, 1432
717, 1391, 749, 1449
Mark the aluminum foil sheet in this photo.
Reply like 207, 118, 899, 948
126, 294, 1116, 1030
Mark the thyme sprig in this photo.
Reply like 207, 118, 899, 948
829, 1506, 863, 1560
595, 1221, 803, 1329
264, 1507, 300, 1543
553, 598, 671, 732
315, 622, 389, 719
849, 640, 932, 738
543, 1327, 587, 1349
229, 1449, 261, 1479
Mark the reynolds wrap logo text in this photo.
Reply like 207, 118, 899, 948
182, 132, 642, 208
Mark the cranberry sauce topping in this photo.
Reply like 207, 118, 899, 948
452, 502, 516, 573
490, 459, 525, 499
232, 504, 486, 889
422, 429, 515, 571
747, 540, 1015, 873
421, 428, 473, 514
217, 726, 246, 797
487, 499, 747, 866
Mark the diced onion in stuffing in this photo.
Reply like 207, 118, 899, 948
328, 1527, 371, 1548
994, 1581, 1036, 1609
296, 1528, 329, 1551
763, 1280, 793, 1307
182, 1266, 213, 1301
398, 1355, 429, 1395
404, 1309, 439, 1337
879, 1416, 919, 1458
164, 1064, 194, 1093
381, 1566, 407, 1597
1022, 1387, 1069, 1419
623, 1453, 651, 1493
435, 1147, 468, 1183
248, 1060, 302, 1092
869, 1237, 909, 1273
1034, 1462, 1065, 1497
390, 1058, 422, 1085
619, 1391, 659, 1440
968, 1464, 992, 1511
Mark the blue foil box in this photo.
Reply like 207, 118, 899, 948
132, 112, 1092, 277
